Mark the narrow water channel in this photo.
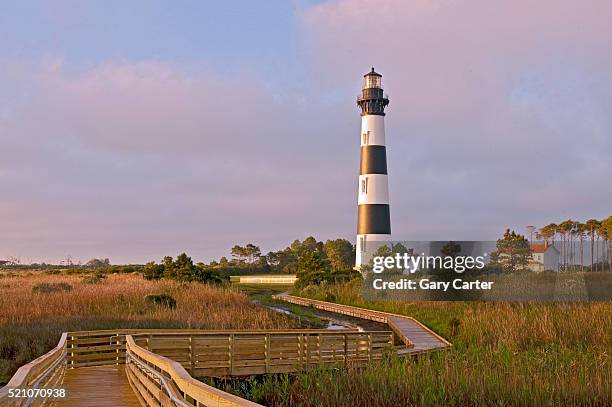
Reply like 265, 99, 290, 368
261, 301, 389, 332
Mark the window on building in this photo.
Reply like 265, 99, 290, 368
362, 131, 370, 145
361, 177, 368, 194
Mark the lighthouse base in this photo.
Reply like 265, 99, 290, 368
355, 233, 391, 271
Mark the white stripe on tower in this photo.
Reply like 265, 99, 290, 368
355, 68, 391, 270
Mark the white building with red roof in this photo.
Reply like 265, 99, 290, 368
529, 244, 560, 272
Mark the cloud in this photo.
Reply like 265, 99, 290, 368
299, 0, 612, 238
1, 0, 611, 263
0, 60, 357, 263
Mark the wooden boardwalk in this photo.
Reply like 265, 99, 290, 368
2, 300, 450, 406
274, 293, 451, 355
54, 366, 140, 407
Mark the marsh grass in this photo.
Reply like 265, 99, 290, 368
213, 280, 611, 406
31, 282, 73, 293
0, 273, 298, 384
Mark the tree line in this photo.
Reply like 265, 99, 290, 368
141, 237, 359, 286
536, 216, 612, 272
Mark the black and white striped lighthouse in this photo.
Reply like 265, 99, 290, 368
355, 68, 391, 269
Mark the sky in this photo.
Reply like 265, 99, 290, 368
1, 0, 611, 264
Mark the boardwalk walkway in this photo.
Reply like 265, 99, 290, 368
2, 298, 450, 407
54, 366, 140, 407
274, 293, 451, 355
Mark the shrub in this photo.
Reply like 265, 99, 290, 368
144, 293, 176, 309
143, 262, 164, 280
32, 283, 72, 294
81, 272, 106, 285
324, 292, 337, 302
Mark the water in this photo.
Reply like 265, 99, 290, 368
264, 304, 363, 331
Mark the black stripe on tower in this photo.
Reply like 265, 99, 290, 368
360, 146, 387, 174
357, 204, 391, 234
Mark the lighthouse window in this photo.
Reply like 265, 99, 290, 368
359, 236, 366, 252
364, 75, 381, 89
361, 177, 368, 194
362, 131, 370, 145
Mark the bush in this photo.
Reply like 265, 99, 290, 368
143, 262, 164, 280
81, 272, 106, 284
32, 283, 72, 293
144, 293, 176, 309
324, 292, 337, 302
143, 255, 228, 284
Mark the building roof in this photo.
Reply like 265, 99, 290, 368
530, 244, 547, 253
530, 244, 560, 254
364, 67, 382, 77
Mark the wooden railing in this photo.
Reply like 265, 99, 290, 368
2, 328, 394, 406
274, 293, 453, 350
62, 329, 394, 376
272, 294, 390, 323
125, 335, 262, 407
143, 330, 394, 377
274, 294, 413, 347
0, 333, 68, 406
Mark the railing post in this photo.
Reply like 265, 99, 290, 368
69, 335, 75, 368
189, 335, 195, 376
229, 334, 234, 375
298, 333, 303, 369
368, 333, 373, 361
264, 333, 270, 373
343, 333, 348, 366
114, 334, 120, 365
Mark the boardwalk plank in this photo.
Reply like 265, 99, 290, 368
53, 366, 141, 407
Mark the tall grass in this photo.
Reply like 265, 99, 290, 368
214, 280, 611, 406
0, 273, 297, 384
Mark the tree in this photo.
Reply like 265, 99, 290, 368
489, 229, 532, 272
323, 239, 354, 272
143, 261, 164, 280
244, 244, 262, 264
163, 256, 175, 279
85, 258, 111, 268
539, 223, 557, 247
597, 222, 608, 271
230, 245, 246, 264
219, 256, 229, 267
575, 222, 586, 272
557, 220, 576, 270
194, 263, 227, 285
440, 241, 462, 258
600, 216, 612, 272
585, 219, 600, 271
174, 253, 197, 281
273, 248, 298, 273
290, 237, 323, 256
295, 250, 331, 288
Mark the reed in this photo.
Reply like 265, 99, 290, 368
0, 273, 297, 384
215, 280, 611, 406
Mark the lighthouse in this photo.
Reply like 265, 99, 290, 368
355, 68, 391, 270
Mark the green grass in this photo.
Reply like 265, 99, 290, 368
232, 284, 292, 304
